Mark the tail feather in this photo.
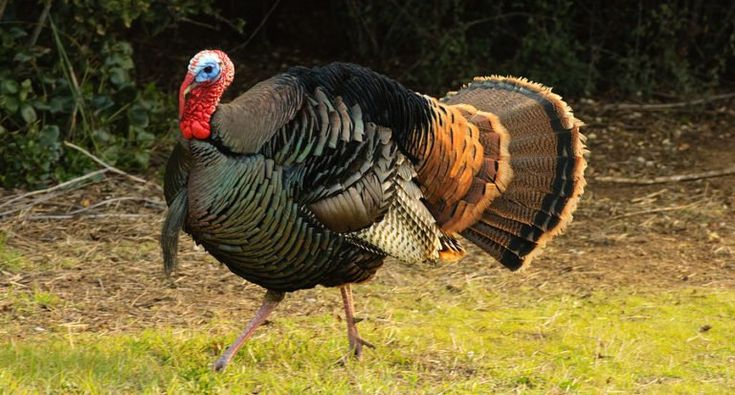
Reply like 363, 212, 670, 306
489, 199, 559, 231
443, 76, 587, 270
464, 223, 535, 267
413, 100, 513, 234
161, 189, 188, 276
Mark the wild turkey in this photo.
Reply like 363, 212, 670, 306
162, 49, 587, 371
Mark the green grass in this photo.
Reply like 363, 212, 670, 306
3, 287, 61, 312
1, 287, 734, 393
0, 231, 30, 273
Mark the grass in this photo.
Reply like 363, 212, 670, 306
3, 287, 61, 312
1, 286, 734, 393
0, 231, 29, 273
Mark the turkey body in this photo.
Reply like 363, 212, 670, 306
163, 61, 586, 293
163, 58, 586, 370
179, 141, 385, 291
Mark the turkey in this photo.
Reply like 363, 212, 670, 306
162, 49, 587, 371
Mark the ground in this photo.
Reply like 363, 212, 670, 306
1, 99, 734, 393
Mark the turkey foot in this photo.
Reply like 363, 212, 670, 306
213, 290, 284, 372
348, 333, 375, 359
340, 284, 374, 360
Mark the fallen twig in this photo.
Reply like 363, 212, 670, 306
1, 195, 165, 220
23, 213, 152, 221
0, 169, 108, 212
28, 0, 52, 47
63, 141, 162, 191
595, 166, 735, 185
0, 190, 70, 219
603, 93, 735, 111
611, 202, 700, 220
65, 197, 166, 215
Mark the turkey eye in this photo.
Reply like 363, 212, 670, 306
203, 66, 213, 74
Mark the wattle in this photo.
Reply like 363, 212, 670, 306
179, 83, 224, 141
180, 117, 211, 140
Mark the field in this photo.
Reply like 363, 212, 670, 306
1, 101, 734, 393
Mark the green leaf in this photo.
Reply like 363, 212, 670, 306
13, 52, 33, 63
19, 79, 33, 101
116, 42, 133, 56
33, 101, 51, 111
41, 75, 57, 85
94, 128, 113, 142
102, 145, 120, 164
20, 104, 37, 124
133, 151, 150, 167
127, 107, 149, 128
109, 67, 130, 87
105, 53, 134, 70
1, 80, 19, 94
4, 96, 19, 113
39, 125, 61, 147
136, 130, 155, 144
48, 97, 69, 114
8, 27, 28, 39
91, 95, 114, 111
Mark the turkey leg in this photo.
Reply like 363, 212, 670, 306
340, 284, 374, 359
213, 290, 284, 371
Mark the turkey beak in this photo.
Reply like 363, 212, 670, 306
178, 73, 198, 120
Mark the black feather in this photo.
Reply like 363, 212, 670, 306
161, 189, 188, 276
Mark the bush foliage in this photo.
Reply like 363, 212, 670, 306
1, 0, 733, 188
339, 0, 735, 96
0, 0, 242, 188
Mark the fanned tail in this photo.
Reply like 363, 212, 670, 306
442, 76, 587, 270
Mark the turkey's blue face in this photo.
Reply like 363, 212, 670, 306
190, 52, 222, 83
179, 50, 235, 140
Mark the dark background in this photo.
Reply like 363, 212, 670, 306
1, 0, 734, 188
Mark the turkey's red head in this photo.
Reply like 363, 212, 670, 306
179, 49, 235, 140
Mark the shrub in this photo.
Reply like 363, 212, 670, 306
0, 0, 243, 188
